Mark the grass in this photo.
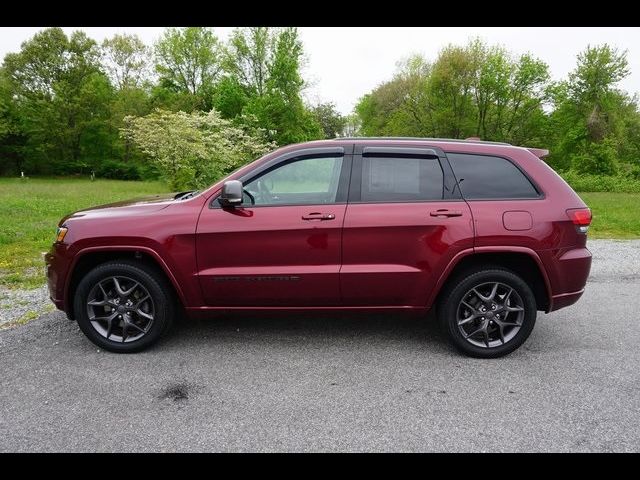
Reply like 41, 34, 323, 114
0, 177, 638, 291
581, 192, 640, 239
0, 307, 54, 330
0, 177, 170, 289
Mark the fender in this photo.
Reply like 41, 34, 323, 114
426, 246, 554, 312
64, 245, 189, 310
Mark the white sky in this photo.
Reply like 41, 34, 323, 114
1, 27, 639, 115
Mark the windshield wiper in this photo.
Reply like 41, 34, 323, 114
174, 190, 199, 200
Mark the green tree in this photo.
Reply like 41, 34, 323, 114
310, 102, 346, 138
211, 75, 248, 119
470, 42, 550, 144
222, 27, 322, 145
224, 27, 272, 97
614, 94, 640, 177
356, 55, 433, 137
101, 33, 150, 89
499, 53, 550, 145
0, 68, 27, 174
101, 34, 154, 165
2, 28, 112, 172
355, 40, 551, 146
427, 44, 476, 138
548, 44, 634, 175
153, 27, 222, 111
569, 45, 629, 111
109, 86, 152, 164
342, 113, 362, 137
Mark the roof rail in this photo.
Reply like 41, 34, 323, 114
336, 136, 512, 146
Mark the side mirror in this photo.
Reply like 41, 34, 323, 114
218, 180, 244, 207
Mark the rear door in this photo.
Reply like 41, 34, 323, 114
340, 145, 474, 307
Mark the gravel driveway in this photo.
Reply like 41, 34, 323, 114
0, 285, 51, 327
0, 239, 639, 452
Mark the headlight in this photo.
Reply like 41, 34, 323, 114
56, 226, 68, 243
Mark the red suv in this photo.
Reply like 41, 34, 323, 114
45, 138, 592, 357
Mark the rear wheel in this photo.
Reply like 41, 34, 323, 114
438, 268, 537, 358
74, 260, 174, 353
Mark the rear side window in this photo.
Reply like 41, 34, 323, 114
447, 153, 539, 199
361, 156, 444, 202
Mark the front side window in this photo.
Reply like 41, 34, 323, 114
360, 156, 444, 202
243, 156, 344, 206
447, 153, 540, 199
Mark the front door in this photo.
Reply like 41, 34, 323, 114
340, 146, 474, 307
196, 152, 351, 307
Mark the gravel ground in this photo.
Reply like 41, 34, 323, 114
0, 238, 639, 452
0, 285, 51, 327
586, 239, 640, 281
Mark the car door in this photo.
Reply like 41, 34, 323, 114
340, 145, 474, 307
196, 147, 352, 307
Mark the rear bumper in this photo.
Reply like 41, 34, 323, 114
545, 246, 591, 312
550, 288, 585, 311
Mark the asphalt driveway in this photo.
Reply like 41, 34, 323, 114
1, 239, 639, 452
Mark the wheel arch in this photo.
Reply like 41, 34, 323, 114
429, 247, 552, 313
64, 246, 186, 320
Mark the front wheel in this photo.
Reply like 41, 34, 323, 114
438, 268, 537, 358
73, 260, 174, 353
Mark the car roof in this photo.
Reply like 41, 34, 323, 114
280, 137, 547, 158
336, 136, 512, 146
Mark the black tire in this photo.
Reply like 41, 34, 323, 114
437, 268, 537, 358
73, 260, 175, 353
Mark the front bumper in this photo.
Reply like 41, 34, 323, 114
45, 243, 70, 312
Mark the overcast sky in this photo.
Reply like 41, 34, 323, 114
1, 27, 639, 115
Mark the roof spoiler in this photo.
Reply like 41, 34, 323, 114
527, 147, 549, 159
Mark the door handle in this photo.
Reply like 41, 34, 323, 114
302, 212, 335, 220
430, 209, 463, 218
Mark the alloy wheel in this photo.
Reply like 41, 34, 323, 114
456, 281, 525, 348
85, 276, 155, 343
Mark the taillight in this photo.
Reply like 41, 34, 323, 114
566, 208, 592, 234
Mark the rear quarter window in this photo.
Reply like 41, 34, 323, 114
447, 153, 540, 199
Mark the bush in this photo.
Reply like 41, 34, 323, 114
560, 170, 640, 193
569, 138, 619, 176
94, 160, 142, 180
136, 162, 161, 181
121, 109, 275, 190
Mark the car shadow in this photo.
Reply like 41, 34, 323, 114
163, 309, 446, 350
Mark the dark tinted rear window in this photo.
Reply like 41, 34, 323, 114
361, 156, 444, 202
447, 153, 539, 199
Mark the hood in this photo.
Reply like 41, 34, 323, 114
60, 192, 183, 225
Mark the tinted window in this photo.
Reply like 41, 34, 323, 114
447, 153, 539, 199
244, 156, 343, 206
360, 157, 444, 202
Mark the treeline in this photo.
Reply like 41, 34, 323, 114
356, 40, 640, 178
0, 27, 346, 179
1, 28, 640, 185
